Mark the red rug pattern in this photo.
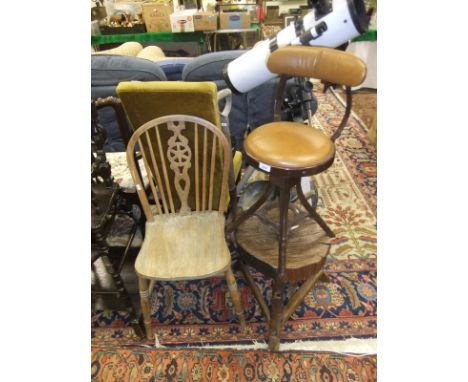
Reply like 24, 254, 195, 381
314, 90, 377, 215
93, 259, 376, 346
92, 347, 377, 382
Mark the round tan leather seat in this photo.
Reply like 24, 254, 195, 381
244, 122, 335, 174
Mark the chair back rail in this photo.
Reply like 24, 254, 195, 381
268, 46, 366, 142
126, 115, 231, 221
267, 46, 367, 88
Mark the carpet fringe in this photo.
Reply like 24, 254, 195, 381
154, 334, 166, 349
152, 337, 376, 354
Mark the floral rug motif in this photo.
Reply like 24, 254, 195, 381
93, 260, 376, 345
333, 89, 377, 130
313, 90, 377, 215
92, 347, 377, 382
92, 87, 377, 347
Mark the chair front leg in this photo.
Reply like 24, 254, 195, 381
225, 267, 246, 332
138, 277, 152, 340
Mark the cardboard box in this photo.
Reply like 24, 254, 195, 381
266, 6, 280, 21
142, 3, 172, 32
219, 12, 250, 30
170, 10, 196, 33
193, 12, 218, 31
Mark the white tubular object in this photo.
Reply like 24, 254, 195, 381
224, 0, 368, 94
297, 3, 363, 47
224, 40, 273, 94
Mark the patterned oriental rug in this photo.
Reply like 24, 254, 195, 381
92, 89, 377, 348
92, 347, 377, 381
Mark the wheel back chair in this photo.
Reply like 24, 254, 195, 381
116, 81, 246, 340
228, 46, 367, 351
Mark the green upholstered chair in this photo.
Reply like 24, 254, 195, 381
117, 81, 242, 211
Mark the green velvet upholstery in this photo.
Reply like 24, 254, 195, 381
232, 151, 242, 181
117, 81, 241, 212
117, 81, 221, 129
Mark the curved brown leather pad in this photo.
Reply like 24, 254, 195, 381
267, 46, 367, 87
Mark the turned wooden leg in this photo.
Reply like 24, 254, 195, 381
269, 278, 284, 351
138, 277, 152, 340
282, 270, 324, 325
225, 267, 246, 332
101, 254, 144, 338
149, 280, 156, 297
238, 260, 270, 322
268, 179, 291, 351
319, 273, 331, 283
296, 181, 335, 238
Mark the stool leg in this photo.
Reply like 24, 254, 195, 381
269, 278, 284, 351
138, 277, 152, 340
236, 165, 255, 194
296, 181, 335, 238
238, 260, 270, 322
281, 269, 324, 325
268, 179, 291, 351
225, 267, 246, 332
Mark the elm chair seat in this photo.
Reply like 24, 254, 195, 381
135, 211, 231, 280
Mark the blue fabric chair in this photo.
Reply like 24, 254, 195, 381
91, 54, 167, 152
156, 58, 194, 81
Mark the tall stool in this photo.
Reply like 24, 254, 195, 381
229, 46, 367, 351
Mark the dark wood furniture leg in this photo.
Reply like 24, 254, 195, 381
92, 231, 145, 339
296, 180, 335, 238
268, 177, 292, 351
99, 250, 144, 338
237, 260, 271, 322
